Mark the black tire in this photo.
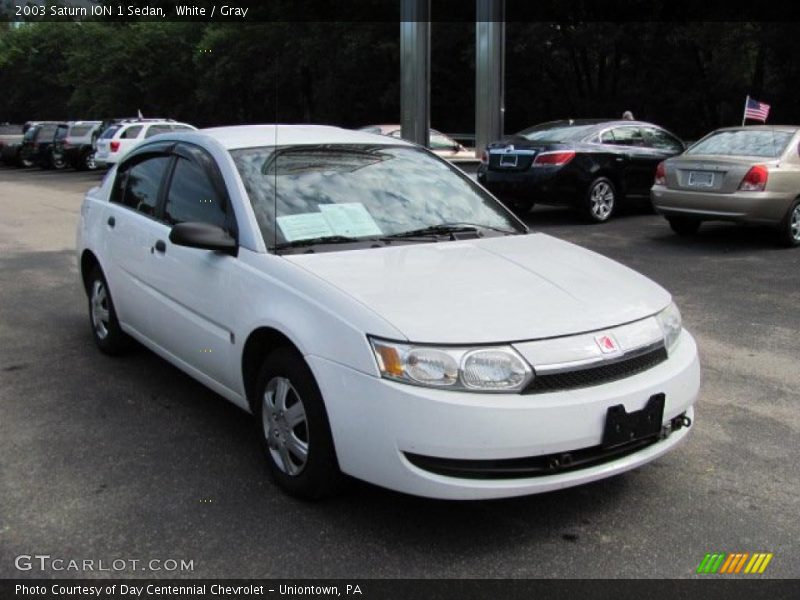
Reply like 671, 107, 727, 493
80, 150, 97, 171
254, 347, 344, 499
777, 198, 800, 248
583, 177, 617, 223
505, 199, 534, 217
86, 266, 129, 355
50, 150, 67, 170
667, 217, 701, 236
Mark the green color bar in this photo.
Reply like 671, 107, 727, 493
710, 553, 727, 573
697, 554, 713, 573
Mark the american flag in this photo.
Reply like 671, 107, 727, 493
744, 97, 770, 122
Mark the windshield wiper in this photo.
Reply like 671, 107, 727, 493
383, 222, 521, 240
272, 235, 376, 251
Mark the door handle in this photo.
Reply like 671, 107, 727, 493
107, 216, 115, 228
154, 240, 166, 254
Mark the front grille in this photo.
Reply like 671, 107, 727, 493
524, 346, 668, 394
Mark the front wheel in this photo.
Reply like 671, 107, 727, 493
87, 267, 129, 355
777, 198, 800, 248
255, 348, 344, 499
667, 217, 701, 236
584, 177, 617, 223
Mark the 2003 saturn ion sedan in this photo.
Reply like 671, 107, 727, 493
77, 125, 700, 500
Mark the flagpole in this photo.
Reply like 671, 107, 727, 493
742, 95, 749, 126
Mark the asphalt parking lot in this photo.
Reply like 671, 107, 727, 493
1, 166, 798, 579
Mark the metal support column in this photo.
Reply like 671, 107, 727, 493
400, 0, 430, 147
476, 0, 505, 156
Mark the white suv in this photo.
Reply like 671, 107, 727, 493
95, 119, 196, 167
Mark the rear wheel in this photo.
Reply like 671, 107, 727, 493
505, 199, 534, 216
81, 150, 97, 171
667, 217, 701, 236
778, 199, 800, 248
584, 177, 617, 223
50, 150, 67, 170
255, 348, 344, 499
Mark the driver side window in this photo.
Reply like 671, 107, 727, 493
163, 157, 227, 229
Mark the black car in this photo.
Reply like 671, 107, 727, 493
477, 119, 685, 222
19, 121, 69, 169
51, 121, 103, 170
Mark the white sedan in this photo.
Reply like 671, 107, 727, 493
76, 125, 700, 500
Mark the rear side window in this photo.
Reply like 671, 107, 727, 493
605, 127, 645, 146
55, 125, 68, 140
112, 156, 171, 217
120, 125, 143, 139
164, 157, 227, 228
69, 125, 94, 137
145, 125, 172, 138
37, 124, 57, 140
100, 126, 120, 139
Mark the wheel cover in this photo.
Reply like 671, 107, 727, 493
792, 204, 800, 242
590, 181, 615, 220
262, 376, 309, 476
90, 280, 110, 340
86, 152, 96, 170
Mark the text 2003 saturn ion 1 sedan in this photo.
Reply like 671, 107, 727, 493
76, 125, 700, 500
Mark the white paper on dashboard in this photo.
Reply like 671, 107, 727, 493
319, 203, 383, 237
276, 213, 334, 242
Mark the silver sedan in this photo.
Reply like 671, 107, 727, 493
651, 126, 800, 247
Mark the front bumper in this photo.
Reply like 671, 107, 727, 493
308, 331, 700, 500
651, 186, 794, 225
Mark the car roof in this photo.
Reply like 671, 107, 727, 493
201, 124, 411, 150
359, 124, 446, 135
709, 125, 800, 134
521, 119, 663, 130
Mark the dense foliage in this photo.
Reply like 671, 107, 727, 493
1, 21, 798, 140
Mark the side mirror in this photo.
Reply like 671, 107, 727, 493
169, 222, 237, 255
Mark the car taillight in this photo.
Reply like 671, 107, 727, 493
654, 161, 666, 186
532, 151, 576, 167
739, 165, 768, 191
480, 150, 488, 164
110, 141, 120, 153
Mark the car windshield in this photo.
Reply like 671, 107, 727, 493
231, 144, 524, 251
516, 122, 598, 143
686, 130, 794, 158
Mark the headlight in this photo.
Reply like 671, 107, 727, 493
369, 337, 533, 392
656, 302, 682, 351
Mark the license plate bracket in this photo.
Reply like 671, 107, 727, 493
602, 393, 665, 449
499, 153, 518, 167
688, 170, 714, 187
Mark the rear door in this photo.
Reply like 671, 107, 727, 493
144, 143, 241, 391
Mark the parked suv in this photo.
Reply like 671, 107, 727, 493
94, 119, 196, 167
52, 121, 103, 171
19, 122, 69, 168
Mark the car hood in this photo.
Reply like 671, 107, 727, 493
284, 233, 671, 344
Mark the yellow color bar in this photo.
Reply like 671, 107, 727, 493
746, 554, 765, 574
758, 553, 773, 574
